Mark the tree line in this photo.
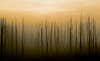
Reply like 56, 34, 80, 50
0, 16, 98, 57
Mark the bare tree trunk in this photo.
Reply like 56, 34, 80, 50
11, 20, 14, 56
69, 17, 72, 52
40, 24, 43, 56
3, 18, 7, 56
80, 17, 82, 53
15, 19, 18, 56
30, 24, 33, 54
50, 23, 53, 54
75, 22, 78, 55
87, 16, 92, 55
45, 19, 48, 56
53, 21, 57, 55
22, 19, 24, 56
56, 25, 59, 55
92, 17, 97, 55
0, 18, 4, 57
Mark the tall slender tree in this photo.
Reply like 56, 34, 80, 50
11, 20, 14, 56
69, 17, 72, 51
3, 18, 7, 56
0, 18, 4, 56
87, 16, 92, 55
21, 18, 25, 56
80, 16, 82, 53
75, 21, 78, 55
40, 23, 43, 56
50, 23, 53, 54
92, 17, 97, 55
15, 18, 18, 56
45, 17, 48, 56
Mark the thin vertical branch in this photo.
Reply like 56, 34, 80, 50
3, 18, 7, 56
11, 20, 14, 56
80, 16, 82, 51
40, 23, 43, 56
56, 24, 60, 54
45, 17, 48, 55
75, 21, 78, 54
92, 17, 97, 55
80, 9, 83, 53
22, 18, 25, 56
69, 17, 72, 50
15, 18, 18, 56
53, 20, 57, 54
0, 18, 4, 56
30, 24, 33, 48
50, 23, 53, 54
87, 16, 92, 55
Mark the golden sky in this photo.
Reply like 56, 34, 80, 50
0, 0, 100, 26
0, 0, 100, 14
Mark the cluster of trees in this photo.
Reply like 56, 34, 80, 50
0, 16, 98, 57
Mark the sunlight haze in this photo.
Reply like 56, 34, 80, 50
0, 0, 100, 14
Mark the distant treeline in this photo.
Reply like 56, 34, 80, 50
0, 16, 99, 57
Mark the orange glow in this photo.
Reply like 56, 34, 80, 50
0, 0, 100, 14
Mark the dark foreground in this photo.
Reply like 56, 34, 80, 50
0, 55, 100, 61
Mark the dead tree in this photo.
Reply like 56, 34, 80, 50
75, 21, 78, 54
37, 25, 40, 51
69, 17, 72, 51
0, 18, 4, 56
15, 18, 18, 56
11, 20, 14, 56
56, 23, 60, 54
91, 17, 97, 55
50, 23, 53, 54
3, 18, 7, 56
21, 18, 25, 56
53, 21, 57, 54
40, 23, 43, 56
0, 18, 5, 56
79, 16, 82, 52
45, 18, 48, 55
30, 24, 33, 46
92, 17, 97, 55
87, 16, 92, 55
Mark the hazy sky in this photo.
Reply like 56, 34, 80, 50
0, 0, 100, 14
